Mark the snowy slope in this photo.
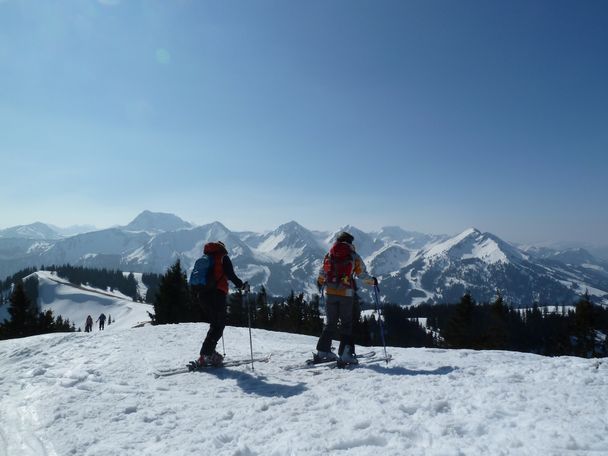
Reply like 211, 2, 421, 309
31, 271, 152, 331
0, 323, 607, 456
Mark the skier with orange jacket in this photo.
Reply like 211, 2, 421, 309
314, 231, 376, 365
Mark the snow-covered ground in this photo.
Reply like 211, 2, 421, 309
34, 271, 152, 331
1, 322, 607, 456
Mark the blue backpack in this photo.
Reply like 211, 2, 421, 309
189, 255, 215, 288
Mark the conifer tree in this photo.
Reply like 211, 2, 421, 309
304, 294, 323, 336
227, 291, 247, 326
443, 293, 476, 348
485, 292, 509, 349
5, 281, 38, 338
574, 291, 595, 356
255, 286, 271, 329
285, 291, 304, 333
152, 260, 191, 324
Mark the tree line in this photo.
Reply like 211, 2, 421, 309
0, 277, 75, 340
151, 261, 607, 359
382, 292, 608, 357
0, 265, 164, 306
0, 265, 164, 340
2, 262, 607, 359
47, 265, 141, 301
150, 260, 325, 336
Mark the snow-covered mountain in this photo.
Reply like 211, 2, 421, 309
250, 221, 326, 295
1, 212, 607, 306
0, 222, 62, 240
122, 210, 193, 233
378, 228, 608, 306
0, 222, 97, 240
47, 223, 98, 237
1, 320, 607, 455
375, 226, 449, 250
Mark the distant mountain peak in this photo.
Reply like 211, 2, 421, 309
124, 211, 192, 233
0, 222, 61, 240
278, 220, 306, 231
461, 227, 482, 237
421, 227, 523, 265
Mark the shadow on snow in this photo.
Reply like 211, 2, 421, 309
362, 364, 457, 377
204, 368, 308, 398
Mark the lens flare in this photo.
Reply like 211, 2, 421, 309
155, 48, 171, 65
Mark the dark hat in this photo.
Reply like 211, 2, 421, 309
336, 231, 354, 244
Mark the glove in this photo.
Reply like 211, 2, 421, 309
364, 276, 378, 286
316, 276, 325, 292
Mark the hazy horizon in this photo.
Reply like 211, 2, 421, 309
2, 210, 607, 249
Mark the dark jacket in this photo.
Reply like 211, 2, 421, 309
221, 255, 243, 294
203, 242, 243, 294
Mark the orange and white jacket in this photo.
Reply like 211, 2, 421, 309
317, 248, 374, 297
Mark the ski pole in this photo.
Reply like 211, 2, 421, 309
221, 335, 226, 357
245, 283, 254, 370
373, 283, 389, 364
319, 284, 325, 310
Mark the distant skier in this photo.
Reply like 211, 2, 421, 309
107, 314, 112, 325
190, 241, 247, 366
314, 231, 377, 365
97, 313, 106, 331
85, 315, 93, 333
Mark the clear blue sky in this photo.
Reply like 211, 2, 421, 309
1, 0, 607, 245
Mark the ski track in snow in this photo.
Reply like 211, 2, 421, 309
1, 324, 607, 456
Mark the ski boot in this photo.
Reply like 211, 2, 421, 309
337, 345, 358, 368
312, 350, 338, 364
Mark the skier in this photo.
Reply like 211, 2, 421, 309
97, 313, 106, 331
85, 315, 93, 333
192, 241, 247, 367
314, 231, 377, 365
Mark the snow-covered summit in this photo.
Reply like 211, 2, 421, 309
0, 222, 61, 240
423, 227, 525, 265
376, 226, 447, 251
256, 221, 324, 264
1, 215, 607, 305
123, 210, 193, 233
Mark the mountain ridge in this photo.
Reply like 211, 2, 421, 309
1, 211, 607, 306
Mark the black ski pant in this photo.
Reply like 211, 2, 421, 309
316, 294, 355, 355
200, 290, 227, 356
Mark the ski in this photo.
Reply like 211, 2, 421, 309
283, 351, 376, 371
153, 354, 272, 378
334, 353, 392, 369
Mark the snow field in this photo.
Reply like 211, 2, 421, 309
1, 323, 607, 456
34, 271, 153, 331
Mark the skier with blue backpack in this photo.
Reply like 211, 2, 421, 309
189, 241, 247, 367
